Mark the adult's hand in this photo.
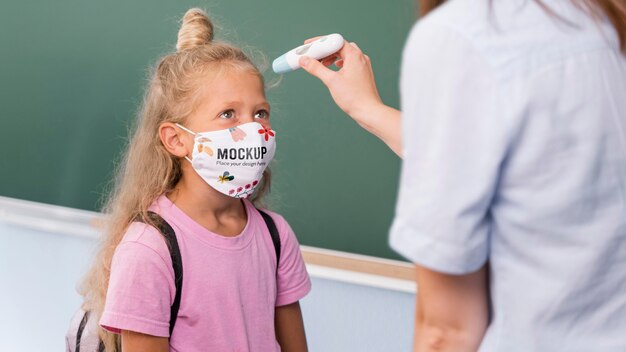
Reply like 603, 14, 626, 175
299, 38, 380, 119
299, 37, 402, 156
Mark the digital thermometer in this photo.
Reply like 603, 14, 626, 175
272, 33, 345, 74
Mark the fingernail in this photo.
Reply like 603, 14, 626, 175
300, 56, 310, 67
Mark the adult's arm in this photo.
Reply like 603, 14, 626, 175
299, 40, 402, 157
413, 264, 489, 352
386, 17, 508, 351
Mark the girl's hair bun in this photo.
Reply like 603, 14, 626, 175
176, 8, 214, 52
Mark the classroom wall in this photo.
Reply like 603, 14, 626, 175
0, 0, 417, 260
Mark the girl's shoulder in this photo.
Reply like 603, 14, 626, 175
249, 203, 298, 244
253, 206, 286, 224
115, 220, 172, 264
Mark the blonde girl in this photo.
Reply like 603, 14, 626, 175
78, 8, 310, 352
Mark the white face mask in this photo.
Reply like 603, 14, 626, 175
177, 122, 276, 198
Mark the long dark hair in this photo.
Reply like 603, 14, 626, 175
418, 0, 626, 54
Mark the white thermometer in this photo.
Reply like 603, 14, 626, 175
272, 33, 345, 74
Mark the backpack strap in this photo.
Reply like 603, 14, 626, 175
257, 209, 281, 272
74, 309, 107, 352
143, 211, 183, 337
75, 310, 89, 352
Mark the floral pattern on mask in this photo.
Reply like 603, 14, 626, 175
228, 127, 247, 142
218, 171, 235, 184
228, 180, 259, 198
258, 127, 275, 141
197, 137, 214, 156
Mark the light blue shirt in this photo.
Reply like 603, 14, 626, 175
389, 0, 626, 350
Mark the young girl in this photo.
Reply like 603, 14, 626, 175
78, 8, 310, 352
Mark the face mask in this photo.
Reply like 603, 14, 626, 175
177, 122, 276, 198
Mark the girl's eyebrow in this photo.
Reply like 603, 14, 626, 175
217, 100, 268, 106
219, 101, 244, 107
214, 100, 270, 110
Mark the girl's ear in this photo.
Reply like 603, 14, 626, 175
159, 122, 191, 158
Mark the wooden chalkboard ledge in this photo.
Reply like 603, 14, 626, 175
302, 246, 416, 293
0, 195, 416, 293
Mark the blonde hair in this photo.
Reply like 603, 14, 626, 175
78, 8, 270, 351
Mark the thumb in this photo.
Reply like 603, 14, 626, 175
299, 56, 334, 85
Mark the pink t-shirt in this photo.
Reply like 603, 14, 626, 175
100, 195, 311, 351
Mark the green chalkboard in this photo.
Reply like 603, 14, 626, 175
0, 0, 416, 260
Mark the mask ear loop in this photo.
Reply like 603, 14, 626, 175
175, 123, 196, 136
175, 123, 196, 163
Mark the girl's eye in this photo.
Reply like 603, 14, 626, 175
254, 109, 269, 119
219, 110, 235, 119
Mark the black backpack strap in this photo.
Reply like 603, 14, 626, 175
257, 209, 281, 272
75, 310, 107, 351
143, 211, 183, 337
75, 310, 89, 352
